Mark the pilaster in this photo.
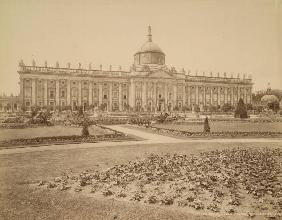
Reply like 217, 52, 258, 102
88, 81, 93, 105
31, 78, 36, 106
98, 83, 103, 106
44, 80, 48, 106
217, 87, 221, 106
67, 79, 71, 106
78, 81, 82, 106
109, 82, 112, 111
195, 85, 199, 105
118, 83, 122, 111
55, 80, 60, 106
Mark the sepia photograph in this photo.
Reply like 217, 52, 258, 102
0, 0, 282, 219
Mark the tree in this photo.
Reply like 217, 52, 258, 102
204, 117, 210, 133
234, 98, 248, 118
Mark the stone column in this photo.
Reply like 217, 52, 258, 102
187, 86, 191, 107
142, 81, 147, 110
164, 83, 168, 111
173, 84, 177, 108
88, 81, 93, 106
182, 84, 185, 107
31, 78, 36, 106
118, 83, 122, 111
44, 80, 48, 106
109, 82, 112, 111
132, 81, 135, 110
210, 87, 213, 106
152, 82, 156, 110
231, 87, 234, 106
224, 87, 228, 104
98, 83, 103, 106
249, 87, 252, 104
67, 79, 71, 106
55, 80, 60, 106
238, 87, 240, 102
195, 85, 199, 105
78, 81, 82, 106
203, 86, 206, 106
217, 87, 221, 106
20, 78, 24, 102
244, 87, 247, 103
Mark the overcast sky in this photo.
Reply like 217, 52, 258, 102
0, 0, 281, 95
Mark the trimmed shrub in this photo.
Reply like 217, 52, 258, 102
81, 117, 90, 137
204, 117, 210, 133
234, 98, 248, 119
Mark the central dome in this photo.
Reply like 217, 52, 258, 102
134, 26, 165, 70
138, 41, 164, 54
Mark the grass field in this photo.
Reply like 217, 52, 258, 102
1, 141, 281, 220
0, 125, 114, 141
153, 121, 282, 133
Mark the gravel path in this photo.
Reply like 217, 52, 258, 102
0, 125, 281, 155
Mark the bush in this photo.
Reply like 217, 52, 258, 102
81, 117, 90, 137
204, 117, 210, 133
194, 105, 200, 113
221, 103, 232, 112
234, 98, 248, 119
268, 101, 280, 112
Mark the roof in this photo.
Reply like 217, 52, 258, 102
137, 41, 164, 54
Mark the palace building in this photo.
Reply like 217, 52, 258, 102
16, 26, 252, 112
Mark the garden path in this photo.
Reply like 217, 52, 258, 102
0, 125, 281, 155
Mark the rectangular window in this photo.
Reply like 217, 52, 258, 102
50, 90, 54, 99
113, 91, 118, 98
93, 90, 98, 98
72, 88, 78, 97
61, 90, 65, 98
24, 87, 32, 97
82, 89, 88, 97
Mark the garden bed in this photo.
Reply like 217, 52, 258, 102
153, 121, 282, 133
38, 147, 282, 218
128, 124, 282, 138
0, 133, 134, 149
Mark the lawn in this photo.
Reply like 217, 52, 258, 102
153, 121, 282, 133
0, 141, 281, 220
0, 125, 114, 141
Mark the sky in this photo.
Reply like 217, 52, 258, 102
0, 0, 281, 95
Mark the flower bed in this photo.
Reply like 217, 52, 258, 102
0, 123, 46, 129
140, 125, 282, 138
39, 148, 282, 217
0, 132, 130, 148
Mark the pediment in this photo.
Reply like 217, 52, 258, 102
148, 71, 174, 79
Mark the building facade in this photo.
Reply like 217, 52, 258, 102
0, 94, 21, 112
18, 27, 252, 112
